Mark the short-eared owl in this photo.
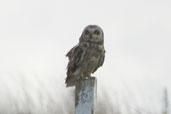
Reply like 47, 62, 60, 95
65, 25, 105, 87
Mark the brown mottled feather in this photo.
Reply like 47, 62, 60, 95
65, 43, 105, 87
92, 52, 105, 73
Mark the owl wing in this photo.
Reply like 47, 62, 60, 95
65, 44, 85, 86
66, 44, 84, 66
92, 51, 105, 73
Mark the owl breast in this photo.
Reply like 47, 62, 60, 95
73, 46, 102, 77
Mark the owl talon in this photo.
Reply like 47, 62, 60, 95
79, 75, 84, 80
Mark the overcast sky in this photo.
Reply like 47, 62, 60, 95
0, 0, 171, 113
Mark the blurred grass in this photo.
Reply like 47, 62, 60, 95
61, 88, 170, 114
0, 80, 169, 114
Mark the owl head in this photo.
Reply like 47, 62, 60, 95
79, 25, 104, 45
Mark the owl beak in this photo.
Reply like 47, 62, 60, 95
89, 34, 93, 38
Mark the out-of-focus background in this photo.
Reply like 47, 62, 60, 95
0, 0, 171, 113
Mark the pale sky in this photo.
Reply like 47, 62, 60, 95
0, 0, 171, 113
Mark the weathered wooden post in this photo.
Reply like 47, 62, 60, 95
75, 77, 97, 114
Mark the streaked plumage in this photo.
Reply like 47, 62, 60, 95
65, 25, 105, 87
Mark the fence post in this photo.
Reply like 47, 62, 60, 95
75, 77, 97, 114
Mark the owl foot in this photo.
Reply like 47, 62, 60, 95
85, 74, 92, 79
85, 76, 89, 79
79, 75, 90, 80
79, 74, 85, 80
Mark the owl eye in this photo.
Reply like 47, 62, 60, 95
94, 31, 99, 35
85, 30, 89, 35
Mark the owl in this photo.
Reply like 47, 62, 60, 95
65, 25, 105, 87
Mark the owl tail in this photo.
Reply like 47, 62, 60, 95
65, 76, 77, 87
65, 64, 77, 87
